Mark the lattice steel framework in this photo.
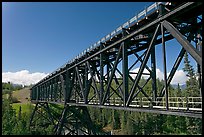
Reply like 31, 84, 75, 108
30, 2, 202, 134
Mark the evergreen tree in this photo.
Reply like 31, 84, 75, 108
2, 98, 17, 135
120, 111, 127, 134
183, 52, 195, 78
126, 112, 134, 135
177, 83, 182, 97
112, 109, 120, 129
182, 52, 199, 97
18, 106, 22, 120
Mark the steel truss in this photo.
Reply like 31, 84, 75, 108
54, 105, 97, 135
29, 102, 57, 134
30, 2, 202, 129
29, 101, 100, 135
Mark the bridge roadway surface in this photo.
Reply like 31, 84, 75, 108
30, 2, 202, 119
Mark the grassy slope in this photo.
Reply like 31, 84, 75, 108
11, 87, 33, 114
12, 87, 31, 104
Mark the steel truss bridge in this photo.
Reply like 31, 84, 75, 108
30, 2, 202, 135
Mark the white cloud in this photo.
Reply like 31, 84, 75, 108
130, 68, 188, 85
130, 68, 150, 79
168, 70, 188, 85
4, 68, 186, 86
2, 70, 49, 86
156, 68, 164, 80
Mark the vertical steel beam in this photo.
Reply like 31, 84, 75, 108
44, 84, 46, 100
30, 88, 33, 100
151, 44, 157, 104
70, 70, 76, 102
40, 85, 43, 100
84, 62, 89, 104
43, 84, 45, 101
48, 81, 50, 101
106, 58, 110, 103
51, 79, 54, 101
42, 85, 44, 100
32, 88, 34, 100
39, 85, 42, 100
36, 86, 39, 101
55, 76, 61, 102
161, 24, 168, 110
122, 41, 129, 107
74, 69, 78, 102
65, 69, 70, 103
46, 83, 48, 101
60, 74, 65, 102
54, 77, 58, 101
100, 44, 104, 104
41, 85, 43, 100
44, 84, 46, 101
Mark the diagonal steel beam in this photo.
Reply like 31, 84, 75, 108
130, 48, 152, 74
132, 76, 151, 100
86, 61, 100, 100
158, 47, 186, 103
126, 24, 161, 106
127, 71, 152, 103
75, 66, 85, 102
110, 61, 124, 98
102, 46, 122, 104
128, 53, 143, 71
114, 50, 153, 103
162, 20, 202, 68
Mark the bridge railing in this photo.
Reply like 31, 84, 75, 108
75, 2, 165, 59
85, 97, 202, 111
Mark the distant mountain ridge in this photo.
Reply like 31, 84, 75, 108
12, 83, 23, 87
171, 84, 186, 90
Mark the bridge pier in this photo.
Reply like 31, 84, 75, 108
29, 102, 57, 134
54, 104, 97, 135
29, 101, 102, 135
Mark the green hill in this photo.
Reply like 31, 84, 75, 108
12, 87, 31, 104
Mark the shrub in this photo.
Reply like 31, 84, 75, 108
11, 97, 20, 103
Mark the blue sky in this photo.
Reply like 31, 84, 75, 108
2, 2, 198, 85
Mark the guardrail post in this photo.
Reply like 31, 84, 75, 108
186, 97, 189, 111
